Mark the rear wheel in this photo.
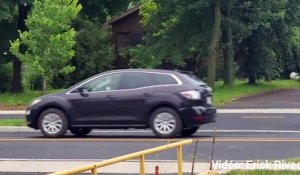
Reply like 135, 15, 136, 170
150, 107, 182, 138
180, 126, 199, 137
38, 108, 68, 138
70, 128, 92, 137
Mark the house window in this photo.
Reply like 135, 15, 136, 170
117, 31, 145, 48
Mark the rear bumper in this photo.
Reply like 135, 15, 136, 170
178, 106, 217, 127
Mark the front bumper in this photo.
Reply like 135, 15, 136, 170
25, 106, 39, 129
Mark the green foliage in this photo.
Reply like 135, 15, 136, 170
0, 0, 16, 22
79, 0, 136, 23
22, 65, 43, 90
130, 0, 213, 68
53, 15, 114, 87
10, 0, 82, 83
229, 0, 300, 83
0, 89, 63, 105
0, 119, 26, 126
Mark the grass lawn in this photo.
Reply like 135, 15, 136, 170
214, 79, 300, 107
226, 170, 300, 175
0, 119, 26, 126
0, 89, 64, 106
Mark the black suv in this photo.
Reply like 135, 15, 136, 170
26, 69, 216, 138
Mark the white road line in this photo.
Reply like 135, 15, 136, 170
0, 111, 25, 114
242, 116, 285, 119
218, 109, 300, 113
92, 130, 300, 133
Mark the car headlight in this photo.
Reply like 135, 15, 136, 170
30, 99, 42, 106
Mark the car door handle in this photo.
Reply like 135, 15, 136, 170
143, 93, 152, 97
105, 95, 114, 100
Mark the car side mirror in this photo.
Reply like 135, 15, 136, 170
78, 87, 89, 97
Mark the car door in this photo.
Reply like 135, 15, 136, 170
108, 72, 155, 125
66, 73, 122, 126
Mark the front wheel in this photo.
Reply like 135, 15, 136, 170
70, 128, 92, 137
180, 126, 199, 137
150, 107, 182, 138
38, 108, 68, 138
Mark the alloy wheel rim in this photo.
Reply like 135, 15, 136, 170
42, 113, 63, 134
154, 112, 176, 134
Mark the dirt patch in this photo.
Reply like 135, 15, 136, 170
0, 104, 26, 110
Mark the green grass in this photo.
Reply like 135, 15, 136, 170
226, 170, 300, 175
0, 119, 26, 126
214, 79, 300, 107
285, 158, 300, 163
0, 89, 64, 106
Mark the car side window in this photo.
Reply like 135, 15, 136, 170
80, 73, 122, 92
119, 72, 154, 89
152, 73, 178, 85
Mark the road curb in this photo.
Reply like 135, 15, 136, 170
0, 127, 300, 133
0, 111, 25, 114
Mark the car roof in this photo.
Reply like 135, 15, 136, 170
104, 69, 182, 74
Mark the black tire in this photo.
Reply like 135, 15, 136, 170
150, 107, 182, 138
70, 128, 92, 137
180, 126, 199, 137
38, 108, 68, 138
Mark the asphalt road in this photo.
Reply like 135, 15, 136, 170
1, 130, 300, 161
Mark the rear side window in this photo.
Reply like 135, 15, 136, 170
152, 73, 178, 85
119, 72, 154, 89
180, 73, 206, 86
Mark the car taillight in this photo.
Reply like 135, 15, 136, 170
180, 90, 201, 100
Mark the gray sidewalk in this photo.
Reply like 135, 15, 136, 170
0, 160, 212, 174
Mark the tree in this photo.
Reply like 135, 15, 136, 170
207, 0, 222, 89
130, 0, 218, 86
232, 0, 288, 84
222, 0, 234, 87
52, 0, 135, 87
10, 0, 81, 93
0, 0, 33, 92
53, 15, 114, 87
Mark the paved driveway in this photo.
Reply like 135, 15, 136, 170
222, 88, 300, 109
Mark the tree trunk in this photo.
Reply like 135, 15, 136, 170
248, 67, 257, 85
11, 58, 22, 93
207, 0, 222, 89
223, 0, 234, 87
11, 3, 31, 93
42, 78, 47, 95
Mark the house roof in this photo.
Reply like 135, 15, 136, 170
108, 6, 140, 25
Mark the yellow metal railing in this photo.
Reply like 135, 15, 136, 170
48, 139, 193, 175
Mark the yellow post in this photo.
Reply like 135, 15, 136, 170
140, 155, 146, 175
177, 145, 183, 175
91, 168, 97, 175
49, 140, 193, 175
